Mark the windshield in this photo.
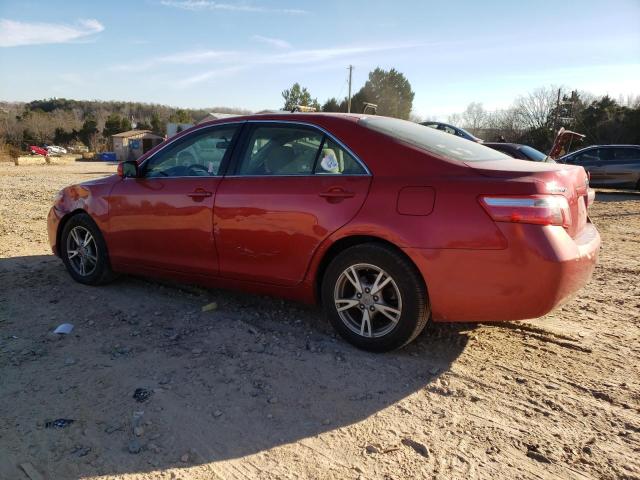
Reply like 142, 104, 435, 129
518, 145, 548, 162
360, 116, 508, 162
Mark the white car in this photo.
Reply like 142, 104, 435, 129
47, 145, 67, 156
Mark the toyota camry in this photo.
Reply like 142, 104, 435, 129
48, 113, 600, 351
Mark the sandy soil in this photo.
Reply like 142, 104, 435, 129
1, 162, 639, 480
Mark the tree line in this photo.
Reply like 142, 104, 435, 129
283, 71, 639, 152
1, 69, 638, 156
0, 99, 250, 152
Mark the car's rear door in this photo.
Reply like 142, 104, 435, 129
603, 147, 640, 187
107, 123, 241, 275
214, 121, 371, 286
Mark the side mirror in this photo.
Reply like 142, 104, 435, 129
117, 161, 139, 178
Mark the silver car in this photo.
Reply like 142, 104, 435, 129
559, 145, 640, 190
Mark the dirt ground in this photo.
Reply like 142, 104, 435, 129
1, 162, 639, 480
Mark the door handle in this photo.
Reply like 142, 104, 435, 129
319, 188, 355, 199
187, 189, 213, 199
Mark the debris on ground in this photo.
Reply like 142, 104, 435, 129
44, 418, 74, 429
132, 388, 152, 403
201, 302, 217, 312
52, 323, 74, 335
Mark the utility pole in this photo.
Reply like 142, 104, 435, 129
347, 65, 353, 113
552, 87, 561, 134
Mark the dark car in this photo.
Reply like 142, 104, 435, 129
484, 143, 550, 162
420, 122, 482, 142
559, 145, 640, 189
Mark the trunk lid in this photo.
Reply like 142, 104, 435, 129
465, 158, 590, 238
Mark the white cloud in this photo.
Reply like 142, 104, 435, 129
160, 0, 307, 14
112, 49, 237, 72
251, 34, 291, 49
0, 18, 104, 47
171, 42, 424, 87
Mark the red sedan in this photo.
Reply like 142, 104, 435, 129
48, 114, 600, 351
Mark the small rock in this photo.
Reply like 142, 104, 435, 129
213, 410, 223, 417
128, 439, 142, 454
365, 444, 380, 454
134, 426, 144, 437
401, 438, 430, 458
582, 445, 592, 455
133, 388, 152, 403
191, 348, 203, 355
180, 453, 190, 463
516, 377, 527, 384
64, 357, 76, 366
321, 419, 331, 425
268, 397, 278, 404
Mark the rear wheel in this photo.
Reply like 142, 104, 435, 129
60, 213, 116, 285
321, 244, 429, 352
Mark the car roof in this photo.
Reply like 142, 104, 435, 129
561, 144, 640, 157
483, 142, 522, 148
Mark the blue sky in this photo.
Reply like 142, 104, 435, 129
0, 0, 638, 119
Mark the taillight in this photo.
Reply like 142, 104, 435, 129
479, 195, 571, 228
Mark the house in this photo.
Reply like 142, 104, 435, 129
111, 130, 164, 161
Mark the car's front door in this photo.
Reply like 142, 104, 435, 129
214, 122, 371, 286
107, 123, 241, 274
569, 148, 605, 185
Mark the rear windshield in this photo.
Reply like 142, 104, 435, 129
359, 116, 509, 162
519, 145, 548, 162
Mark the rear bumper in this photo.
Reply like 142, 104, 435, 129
47, 207, 63, 256
404, 222, 600, 322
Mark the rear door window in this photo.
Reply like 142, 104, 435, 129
613, 148, 640, 162
236, 125, 323, 175
314, 137, 367, 175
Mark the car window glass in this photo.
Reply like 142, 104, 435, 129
598, 149, 614, 162
614, 148, 640, 161
237, 126, 323, 175
314, 137, 367, 175
574, 150, 599, 164
144, 126, 237, 178
361, 116, 507, 162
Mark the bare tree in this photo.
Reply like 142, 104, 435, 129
513, 85, 561, 131
447, 113, 463, 126
461, 102, 487, 132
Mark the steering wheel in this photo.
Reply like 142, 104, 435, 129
187, 163, 210, 176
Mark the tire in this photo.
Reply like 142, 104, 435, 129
60, 213, 116, 285
321, 243, 429, 352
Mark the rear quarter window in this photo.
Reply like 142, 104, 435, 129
360, 116, 508, 162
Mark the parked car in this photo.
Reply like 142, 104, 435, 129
48, 114, 600, 351
47, 145, 68, 156
29, 145, 48, 156
484, 142, 551, 162
558, 145, 640, 190
420, 121, 483, 142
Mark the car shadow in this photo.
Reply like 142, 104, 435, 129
0, 255, 471, 479
595, 189, 640, 202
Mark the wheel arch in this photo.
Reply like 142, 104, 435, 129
56, 209, 94, 254
314, 235, 426, 303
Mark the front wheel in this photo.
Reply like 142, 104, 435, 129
60, 213, 116, 285
321, 244, 429, 352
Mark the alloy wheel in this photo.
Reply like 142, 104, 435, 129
333, 263, 402, 338
66, 225, 98, 277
